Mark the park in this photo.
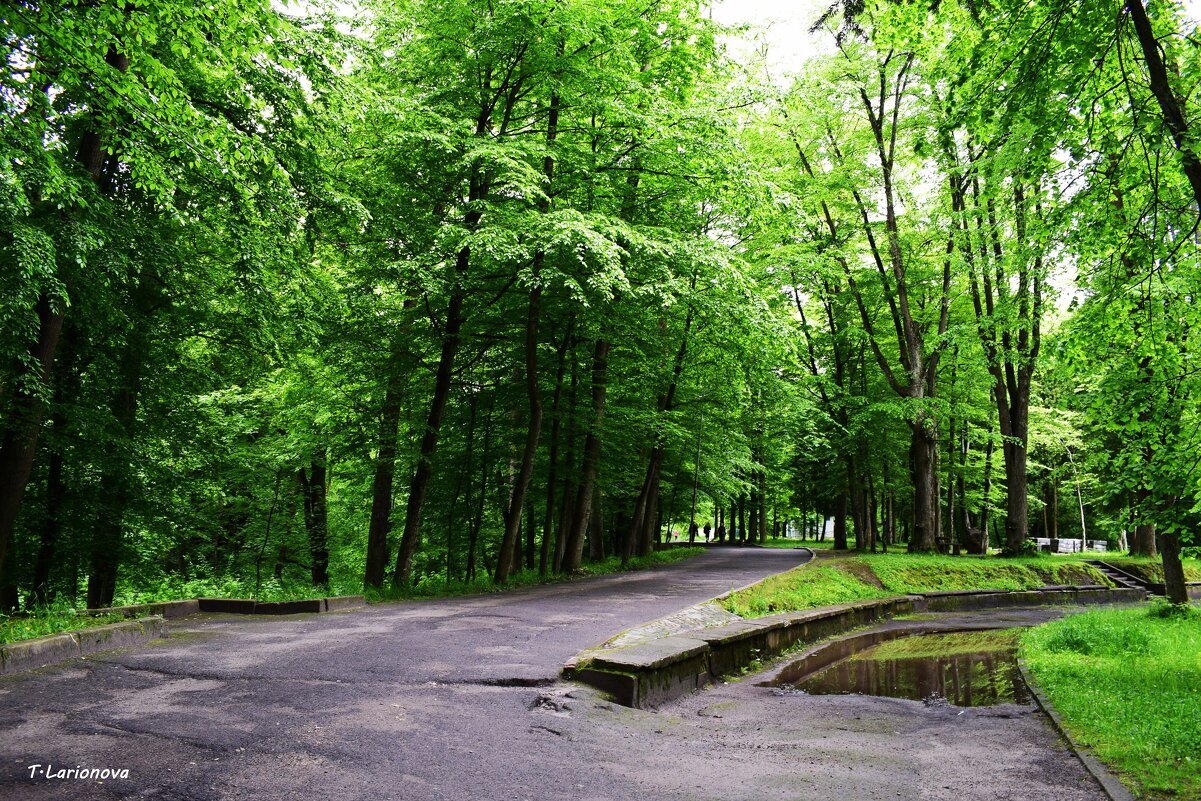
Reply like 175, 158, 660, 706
2, 0, 1201, 798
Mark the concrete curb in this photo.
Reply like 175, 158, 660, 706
914, 586, 1145, 612
565, 583, 1146, 709
195, 596, 367, 615
1018, 660, 1136, 801
1, 616, 165, 676
567, 596, 913, 708
85, 595, 367, 618
83, 599, 200, 619
566, 547, 817, 664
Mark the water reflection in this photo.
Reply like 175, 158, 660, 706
778, 633, 1030, 707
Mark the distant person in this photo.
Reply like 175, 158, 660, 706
715, 523, 726, 543
703, 521, 712, 541
688, 521, 699, 544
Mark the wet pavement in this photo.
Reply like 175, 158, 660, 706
0, 549, 1109, 801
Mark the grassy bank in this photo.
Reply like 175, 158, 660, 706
760, 537, 855, 550
1022, 606, 1201, 800
1, 606, 123, 645
722, 552, 1113, 618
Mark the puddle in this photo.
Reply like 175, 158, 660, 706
771, 629, 1030, 707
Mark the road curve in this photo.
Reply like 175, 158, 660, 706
1, 547, 809, 801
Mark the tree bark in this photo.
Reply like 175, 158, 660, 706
496, 288, 543, 583
1161, 531, 1188, 605
298, 454, 330, 588
908, 417, 940, 553
365, 364, 405, 589
562, 338, 610, 572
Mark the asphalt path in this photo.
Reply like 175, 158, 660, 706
1, 547, 812, 801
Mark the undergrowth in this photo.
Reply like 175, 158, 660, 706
367, 547, 705, 602
1, 601, 123, 645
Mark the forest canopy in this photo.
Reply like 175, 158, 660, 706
1, 0, 1198, 609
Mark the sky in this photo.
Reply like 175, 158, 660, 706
711, 0, 1201, 75
710, 0, 831, 77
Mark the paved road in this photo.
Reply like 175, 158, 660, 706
1, 548, 1108, 801
0, 548, 811, 801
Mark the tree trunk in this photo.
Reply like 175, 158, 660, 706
22, 46, 130, 602
908, 417, 939, 552
737, 493, 747, 546
466, 397, 496, 584
496, 288, 544, 584
562, 338, 610, 572
1161, 531, 1188, 605
298, 454, 330, 588
1125, 0, 1201, 208
540, 320, 573, 576
833, 492, 848, 549
365, 365, 404, 589
1131, 521, 1158, 558
30, 325, 78, 606
87, 307, 149, 610
588, 488, 605, 562
553, 350, 580, 573
393, 288, 465, 587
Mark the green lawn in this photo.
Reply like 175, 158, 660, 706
1021, 606, 1201, 800
759, 536, 856, 550
722, 552, 1113, 618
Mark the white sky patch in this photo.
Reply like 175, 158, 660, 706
710, 0, 831, 80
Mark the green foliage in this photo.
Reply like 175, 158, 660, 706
0, 603, 123, 645
1022, 608, 1201, 798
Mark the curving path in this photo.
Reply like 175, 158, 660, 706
0, 547, 1107, 801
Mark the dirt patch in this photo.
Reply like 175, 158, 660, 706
834, 560, 885, 588
1029, 562, 1111, 587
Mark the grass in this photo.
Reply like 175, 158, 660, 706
1021, 605, 1201, 800
721, 563, 896, 616
722, 552, 1113, 618
1, 606, 124, 645
367, 546, 706, 602
759, 536, 856, 550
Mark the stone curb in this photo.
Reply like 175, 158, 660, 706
1, 616, 165, 676
564, 547, 817, 669
83, 599, 200, 619
1018, 659, 1136, 801
567, 596, 912, 708
85, 595, 367, 618
914, 586, 1145, 613
565, 583, 1146, 709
